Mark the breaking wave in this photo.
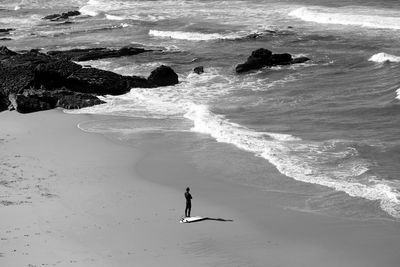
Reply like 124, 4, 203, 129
369, 52, 400, 63
289, 6, 400, 30
149, 29, 245, 41
184, 104, 400, 218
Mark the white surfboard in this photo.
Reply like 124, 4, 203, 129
179, 216, 204, 223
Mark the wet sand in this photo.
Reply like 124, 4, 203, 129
0, 110, 399, 267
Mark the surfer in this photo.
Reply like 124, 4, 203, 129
185, 187, 192, 217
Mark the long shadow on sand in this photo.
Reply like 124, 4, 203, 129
185, 217, 233, 223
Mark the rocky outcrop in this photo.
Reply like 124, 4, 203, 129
7, 89, 105, 113
147, 65, 179, 86
43, 11, 81, 21
7, 89, 104, 113
235, 48, 310, 73
193, 66, 204, 75
0, 92, 9, 112
8, 93, 53, 113
0, 46, 17, 58
66, 68, 134, 95
47, 46, 152, 61
0, 46, 179, 113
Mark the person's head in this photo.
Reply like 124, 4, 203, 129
186, 187, 190, 192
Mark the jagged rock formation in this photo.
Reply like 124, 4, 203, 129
236, 48, 310, 73
0, 47, 179, 113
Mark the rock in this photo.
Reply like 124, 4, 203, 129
8, 94, 54, 113
0, 93, 9, 112
0, 64, 36, 95
43, 10, 81, 21
55, 91, 105, 109
65, 67, 132, 95
0, 38, 12, 41
270, 53, 292, 65
0, 46, 17, 58
291, 56, 310, 64
235, 48, 310, 73
193, 66, 204, 75
47, 46, 151, 61
0, 46, 178, 114
127, 76, 152, 88
251, 48, 272, 59
34, 60, 82, 89
9, 89, 105, 112
0, 50, 52, 95
147, 65, 179, 87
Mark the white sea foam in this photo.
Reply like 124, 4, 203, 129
396, 89, 400, 100
149, 30, 244, 41
369, 53, 400, 63
184, 104, 400, 218
289, 7, 400, 30
105, 14, 125, 21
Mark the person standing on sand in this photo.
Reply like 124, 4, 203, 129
185, 187, 192, 217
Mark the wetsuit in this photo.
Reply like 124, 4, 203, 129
185, 192, 192, 217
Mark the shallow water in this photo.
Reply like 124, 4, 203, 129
2, 0, 400, 219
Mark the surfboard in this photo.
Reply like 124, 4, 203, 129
179, 216, 204, 223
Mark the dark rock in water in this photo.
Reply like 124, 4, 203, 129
147, 65, 179, 87
43, 11, 81, 21
251, 48, 272, 59
291, 56, 310, 64
0, 46, 179, 114
193, 66, 204, 75
0, 38, 12, 41
127, 76, 152, 88
48, 46, 151, 61
66, 68, 132, 95
270, 53, 293, 65
235, 48, 310, 73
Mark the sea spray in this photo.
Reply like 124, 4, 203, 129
369, 53, 400, 63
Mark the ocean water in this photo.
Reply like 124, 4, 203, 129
2, 0, 400, 220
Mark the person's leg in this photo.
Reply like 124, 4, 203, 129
188, 203, 191, 217
185, 203, 189, 217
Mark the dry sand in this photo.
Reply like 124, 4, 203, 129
1, 110, 399, 267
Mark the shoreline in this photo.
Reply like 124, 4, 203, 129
1, 109, 400, 267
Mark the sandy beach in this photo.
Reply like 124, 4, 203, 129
1, 109, 400, 267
